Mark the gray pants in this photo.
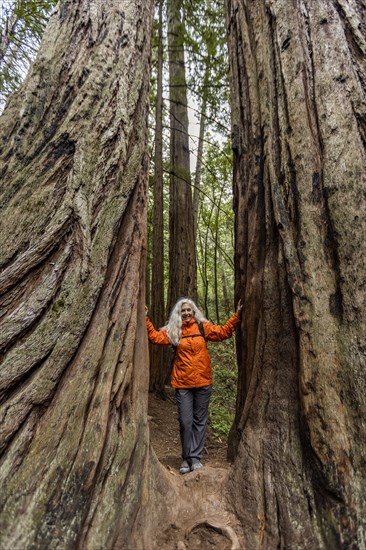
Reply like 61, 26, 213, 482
175, 385, 212, 465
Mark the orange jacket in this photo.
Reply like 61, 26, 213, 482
146, 313, 240, 388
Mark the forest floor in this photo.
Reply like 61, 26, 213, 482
148, 387, 244, 550
148, 386, 228, 471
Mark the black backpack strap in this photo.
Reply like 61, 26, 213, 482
198, 321, 206, 340
180, 321, 206, 341
172, 321, 206, 356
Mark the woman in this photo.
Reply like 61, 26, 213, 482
146, 298, 242, 474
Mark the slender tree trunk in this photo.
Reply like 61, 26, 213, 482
193, 65, 210, 240
202, 199, 215, 318
219, 245, 231, 318
0, 6, 19, 63
225, 0, 366, 548
146, 206, 152, 308
167, 0, 197, 313
212, 191, 224, 324
146, 252, 151, 309
149, 0, 166, 395
213, 236, 219, 324
197, 224, 207, 314
0, 1, 167, 547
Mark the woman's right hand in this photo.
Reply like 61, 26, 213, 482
145, 305, 148, 316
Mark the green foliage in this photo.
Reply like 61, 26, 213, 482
0, 0, 56, 109
184, 0, 229, 133
208, 339, 237, 440
147, 0, 234, 322
12, 0, 54, 34
197, 138, 234, 322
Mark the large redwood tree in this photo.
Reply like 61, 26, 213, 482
225, 0, 366, 548
1, 0, 365, 548
0, 1, 169, 547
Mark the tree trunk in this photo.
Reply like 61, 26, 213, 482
212, 188, 224, 324
225, 0, 366, 548
0, 1, 167, 547
202, 198, 215, 318
193, 65, 209, 241
167, 0, 197, 312
219, 246, 231, 319
0, 2, 21, 64
149, 0, 166, 395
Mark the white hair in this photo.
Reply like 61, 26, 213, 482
162, 298, 207, 346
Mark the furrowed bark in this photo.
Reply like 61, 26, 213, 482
225, 0, 366, 548
0, 1, 168, 547
149, 0, 166, 395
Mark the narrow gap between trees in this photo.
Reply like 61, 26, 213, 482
147, 342, 244, 550
148, 339, 237, 473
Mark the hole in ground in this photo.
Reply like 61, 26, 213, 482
187, 525, 232, 550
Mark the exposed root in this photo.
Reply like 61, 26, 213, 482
185, 518, 242, 550
152, 464, 245, 550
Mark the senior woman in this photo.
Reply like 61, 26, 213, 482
146, 298, 242, 474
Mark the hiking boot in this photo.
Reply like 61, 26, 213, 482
190, 461, 203, 471
179, 460, 190, 474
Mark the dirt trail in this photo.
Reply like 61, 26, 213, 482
148, 389, 244, 549
148, 388, 228, 471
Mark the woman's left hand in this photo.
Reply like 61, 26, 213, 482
236, 299, 243, 315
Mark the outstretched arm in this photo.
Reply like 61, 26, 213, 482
145, 307, 170, 345
203, 300, 242, 342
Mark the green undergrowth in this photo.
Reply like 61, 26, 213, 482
208, 339, 237, 441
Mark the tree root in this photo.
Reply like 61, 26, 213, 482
176, 518, 242, 550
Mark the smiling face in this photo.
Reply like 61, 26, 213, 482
181, 302, 194, 322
